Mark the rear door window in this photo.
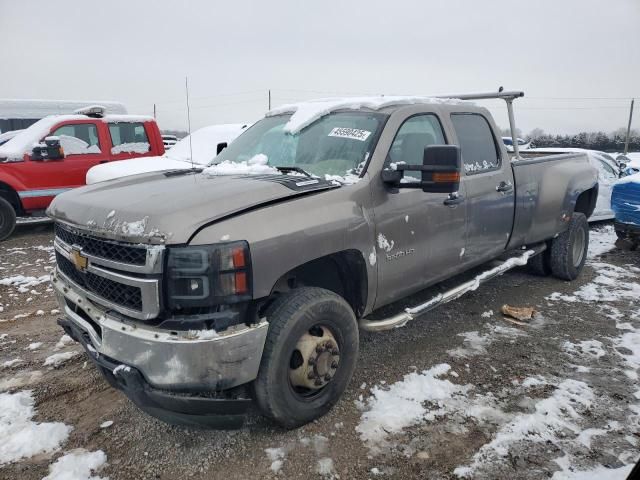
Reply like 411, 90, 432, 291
451, 114, 500, 174
50, 123, 101, 155
108, 123, 150, 154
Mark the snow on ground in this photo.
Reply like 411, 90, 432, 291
44, 351, 81, 368
0, 390, 72, 464
587, 224, 618, 259
563, 340, 606, 359
551, 454, 634, 479
0, 274, 51, 293
356, 364, 477, 453
453, 379, 594, 478
42, 448, 107, 480
264, 446, 287, 474
447, 324, 526, 358
356, 225, 639, 476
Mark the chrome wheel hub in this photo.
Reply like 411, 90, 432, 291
289, 326, 340, 390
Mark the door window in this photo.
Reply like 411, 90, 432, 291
108, 123, 150, 154
594, 157, 617, 181
451, 114, 500, 175
50, 123, 101, 155
386, 115, 446, 182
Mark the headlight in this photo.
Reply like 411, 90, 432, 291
166, 241, 251, 311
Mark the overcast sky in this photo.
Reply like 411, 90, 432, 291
1, 0, 638, 134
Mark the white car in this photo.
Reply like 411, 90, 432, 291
528, 148, 621, 221
86, 123, 249, 184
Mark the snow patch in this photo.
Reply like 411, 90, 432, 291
44, 351, 80, 368
110, 142, 149, 155
0, 390, 72, 464
454, 379, 594, 477
377, 233, 394, 253
266, 96, 467, 134
356, 364, 473, 453
202, 153, 278, 177
369, 247, 377, 266
43, 448, 107, 480
265, 447, 287, 474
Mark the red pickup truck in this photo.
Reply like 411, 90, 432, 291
0, 108, 164, 240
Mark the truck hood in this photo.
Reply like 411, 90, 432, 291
47, 171, 336, 244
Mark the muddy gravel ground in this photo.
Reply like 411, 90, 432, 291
0, 222, 638, 479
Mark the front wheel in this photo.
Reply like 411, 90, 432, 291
253, 287, 359, 429
550, 212, 589, 280
0, 197, 17, 242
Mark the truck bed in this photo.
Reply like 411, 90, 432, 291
507, 152, 597, 248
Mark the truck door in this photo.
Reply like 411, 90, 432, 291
7, 120, 106, 210
372, 114, 467, 308
450, 113, 514, 262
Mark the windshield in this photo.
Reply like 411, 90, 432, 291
212, 112, 386, 179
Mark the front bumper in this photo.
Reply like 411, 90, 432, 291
52, 268, 268, 423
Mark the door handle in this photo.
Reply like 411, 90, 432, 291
496, 181, 513, 193
443, 193, 464, 207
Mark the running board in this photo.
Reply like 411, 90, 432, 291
359, 245, 545, 332
16, 216, 52, 225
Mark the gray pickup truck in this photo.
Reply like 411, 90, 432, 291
48, 90, 598, 428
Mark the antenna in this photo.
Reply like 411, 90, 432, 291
185, 76, 194, 170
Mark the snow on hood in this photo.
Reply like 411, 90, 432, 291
0, 115, 86, 160
202, 154, 278, 176
266, 96, 468, 134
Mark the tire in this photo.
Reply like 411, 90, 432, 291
253, 287, 359, 429
550, 212, 589, 281
615, 229, 627, 241
527, 246, 552, 276
0, 197, 16, 242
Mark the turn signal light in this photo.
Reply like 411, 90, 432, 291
433, 172, 460, 183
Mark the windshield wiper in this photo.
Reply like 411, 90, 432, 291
273, 166, 312, 177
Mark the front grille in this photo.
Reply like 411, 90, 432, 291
56, 252, 143, 311
55, 224, 147, 265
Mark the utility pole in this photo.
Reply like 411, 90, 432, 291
268, 89, 271, 110
153, 103, 156, 119
624, 98, 635, 155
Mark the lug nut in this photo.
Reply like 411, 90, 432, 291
316, 345, 323, 353
324, 374, 331, 381
331, 349, 339, 355
331, 361, 338, 369
314, 378, 323, 386
307, 371, 315, 379
308, 357, 316, 366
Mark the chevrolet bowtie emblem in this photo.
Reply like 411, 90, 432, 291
70, 248, 88, 271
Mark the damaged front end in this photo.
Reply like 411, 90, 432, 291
51, 221, 268, 427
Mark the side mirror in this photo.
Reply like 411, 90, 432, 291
216, 142, 228, 155
32, 136, 65, 161
420, 145, 461, 193
382, 145, 461, 194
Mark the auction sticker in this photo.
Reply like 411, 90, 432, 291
328, 127, 372, 141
